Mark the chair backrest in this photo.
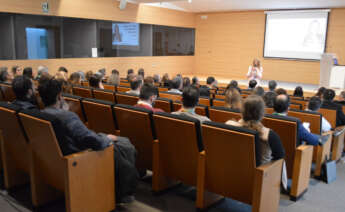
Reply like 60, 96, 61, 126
262, 115, 298, 178
154, 98, 172, 112
103, 84, 116, 91
342, 105, 345, 114
114, 104, 155, 170
82, 98, 118, 134
92, 89, 116, 103
214, 94, 225, 100
153, 112, 203, 186
0, 102, 30, 173
81, 81, 89, 87
158, 87, 169, 92
199, 97, 211, 106
120, 82, 130, 87
290, 103, 302, 110
117, 86, 130, 93
202, 122, 258, 204
72, 86, 93, 98
291, 99, 308, 110
63, 94, 86, 123
319, 108, 337, 129
0, 83, 16, 102
159, 92, 182, 102
172, 102, 209, 117
116, 92, 139, 106
212, 99, 225, 107
18, 110, 65, 191
288, 109, 322, 134
209, 106, 241, 123
265, 107, 274, 114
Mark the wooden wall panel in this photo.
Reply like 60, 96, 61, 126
0, 56, 194, 78
195, 9, 345, 85
0, 0, 195, 28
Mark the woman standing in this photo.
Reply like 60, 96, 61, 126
247, 58, 263, 84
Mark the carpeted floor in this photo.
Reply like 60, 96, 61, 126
0, 159, 344, 212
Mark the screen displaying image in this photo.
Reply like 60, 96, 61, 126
112, 23, 140, 46
264, 10, 329, 60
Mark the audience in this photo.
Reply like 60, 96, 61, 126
0, 67, 10, 82
23, 67, 34, 79
253, 86, 265, 97
89, 74, 104, 89
85, 70, 94, 81
126, 77, 143, 96
200, 76, 217, 97
168, 77, 183, 94
321, 89, 345, 127
38, 78, 138, 203
273, 94, 320, 146
293, 86, 304, 97
276, 88, 287, 95
226, 95, 285, 165
226, 80, 241, 93
307, 96, 331, 132
135, 83, 164, 113
183, 77, 191, 88
98, 68, 106, 79
172, 86, 211, 123
263, 91, 277, 108
11, 76, 38, 110
192, 76, 199, 87
57, 67, 68, 81
36, 66, 49, 81
161, 73, 170, 87
11, 66, 22, 78
224, 88, 242, 111
268, 80, 277, 92
336, 91, 345, 105
68, 72, 82, 85
144, 76, 155, 85
248, 79, 257, 90
315, 87, 326, 98
108, 69, 120, 86
153, 74, 160, 84
138, 68, 145, 78
55, 72, 71, 93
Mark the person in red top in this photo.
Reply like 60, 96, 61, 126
135, 83, 164, 113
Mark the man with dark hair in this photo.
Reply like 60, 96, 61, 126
321, 89, 345, 126
38, 78, 138, 203
168, 77, 183, 94
11, 76, 38, 110
307, 96, 331, 132
0, 67, 9, 82
263, 91, 277, 108
23, 67, 34, 79
273, 94, 320, 146
138, 68, 145, 78
192, 76, 199, 87
135, 83, 164, 113
199, 76, 217, 97
89, 74, 104, 89
172, 86, 210, 123
275, 88, 287, 95
253, 86, 265, 97
248, 79, 257, 90
127, 69, 134, 81
58, 66, 68, 73
126, 77, 142, 96
268, 80, 277, 92
226, 80, 242, 94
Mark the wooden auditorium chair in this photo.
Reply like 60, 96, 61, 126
103, 84, 116, 91
154, 98, 173, 112
209, 106, 241, 123
81, 81, 89, 87
19, 109, 115, 212
199, 97, 211, 107
63, 94, 87, 123
114, 104, 156, 171
0, 102, 30, 189
212, 99, 225, 107
115, 92, 139, 106
214, 94, 225, 100
289, 103, 302, 110
290, 99, 308, 110
119, 81, 130, 87
92, 88, 116, 103
152, 113, 203, 192
0, 82, 16, 102
159, 91, 182, 102
116, 86, 131, 93
197, 122, 283, 212
82, 98, 119, 135
173, 101, 209, 117
158, 87, 169, 92
72, 86, 93, 98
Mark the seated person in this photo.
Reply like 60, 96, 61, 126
336, 91, 345, 105
192, 76, 199, 87
135, 83, 164, 113
108, 69, 120, 86
144, 76, 154, 85
224, 88, 242, 111
307, 96, 331, 133
321, 89, 345, 127
168, 77, 183, 94
273, 94, 320, 146
253, 86, 265, 97
268, 80, 277, 92
293, 86, 304, 98
89, 74, 104, 89
226, 80, 241, 94
315, 87, 326, 99
183, 77, 191, 88
23, 67, 34, 80
248, 79, 257, 90
127, 69, 134, 81
0, 67, 10, 83
11, 66, 22, 78
263, 91, 277, 108
138, 68, 145, 78
226, 95, 285, 165
11, 76, 38, 110
172, 86, 211, 123
275, 88, 287, 95
126, 77, 143, 96
199, 76, 217, 97
38, 78, 138, 203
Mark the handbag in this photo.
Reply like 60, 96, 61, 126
321, 156, 337, 184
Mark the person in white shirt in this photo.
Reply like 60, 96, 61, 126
247, 58, 263, 85
307, 96, 332, 132
168, 77, 183, 95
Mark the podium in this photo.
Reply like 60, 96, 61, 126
320, 53, 345, 89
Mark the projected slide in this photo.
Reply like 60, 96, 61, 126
112, 23, 139, 46
264, 11, 329, 60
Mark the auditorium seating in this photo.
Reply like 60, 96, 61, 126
0, 83, 16, 102
92, 88, 116, 103
199, 97, 211, 106
158, 87, 169, 92
120, 82, 130, 87
114, 104, 156, 170
212, 99, 225, 107
117, 86, 131, 93
82, 98, 119, 135
72, 86, 93, 98
81, 81, 89, 87
209, 106, 241, 122
319, 108, 337, 129
197, 122, 283, 211
159, 91, 182, 102
290, 103, 302, 110
291, 99, 308, 110
103, 84, 116, 91
154, 98, 173, 112
19, 109, 115, 212
63, 94, 87, 123
116, 92, 139, 106
331, 126, 345, 161
0, 102, 30, 189
214, 94, 225, 99
152, 112, 203, 192
173, 101, 209, 117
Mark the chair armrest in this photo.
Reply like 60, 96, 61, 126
64, 146, 115, 211
252, 159, 283, 212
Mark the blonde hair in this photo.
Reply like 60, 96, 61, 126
252, 58, 261, 68
225, 88, 242, 110
240, 95, 265, 138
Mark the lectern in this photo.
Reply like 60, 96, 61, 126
319, 53, 334, 88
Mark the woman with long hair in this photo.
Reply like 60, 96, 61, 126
224, 88, 242, 111
247, 58, 263, 85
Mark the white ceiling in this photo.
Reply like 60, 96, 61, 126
134, 0, 345, 12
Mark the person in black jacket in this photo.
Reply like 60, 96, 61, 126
11, 76, 38, 110
199, 76, 217, 97
321, 89, 345, 127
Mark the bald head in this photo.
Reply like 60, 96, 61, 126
273, 94, 290, 113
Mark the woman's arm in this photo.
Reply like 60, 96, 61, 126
268, 130, 285, 160
247, 66, 252, 78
